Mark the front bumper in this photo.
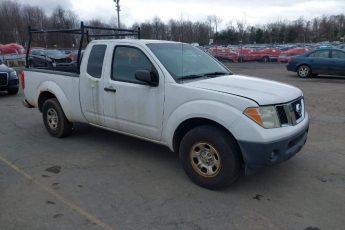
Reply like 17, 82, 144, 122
0, 78, 19, 91
286, 63, 296, 72
238, 120, 309, 173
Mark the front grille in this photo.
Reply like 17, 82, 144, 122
54, 58, 71, 63
275, 98, 305, 126
8, 79, 19, 85
276, 105, 288, 125
291, 99, 303, 121
0, 72, 8, 86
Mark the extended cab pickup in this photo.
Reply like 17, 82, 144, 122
22, 39, 309, 189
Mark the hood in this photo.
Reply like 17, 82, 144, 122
0, 64, 13, 72
184, 75, 302, 105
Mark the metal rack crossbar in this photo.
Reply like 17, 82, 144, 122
26, 21, 141, 72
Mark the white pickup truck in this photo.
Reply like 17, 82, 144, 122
22, 39, 309, 189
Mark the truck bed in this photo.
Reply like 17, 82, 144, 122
23, 68, 84, 122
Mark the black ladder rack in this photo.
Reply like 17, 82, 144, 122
26, 21, 141, 72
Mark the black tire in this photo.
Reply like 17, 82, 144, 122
179, 125, 242, 189
262, 56, 270, 63
29, 60, 35, 68
8, 87, 19, 95
224, 58, 233, 63
297, 65, 311, 78
42, 98, 73, 138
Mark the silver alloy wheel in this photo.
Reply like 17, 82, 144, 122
298, 66, 309, 77
47, 108, 59, 130
190, 142, 221, 178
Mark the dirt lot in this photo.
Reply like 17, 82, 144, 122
0, 63, 344, 230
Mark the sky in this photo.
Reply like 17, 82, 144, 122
10, 0, 345, 28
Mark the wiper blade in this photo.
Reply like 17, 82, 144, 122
178, 72, 229, 82
203, 72, 229, 77
178, 74, 204, 81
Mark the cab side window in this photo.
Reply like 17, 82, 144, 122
308, 50, 329, 58
112, 46, 155, 84
331, 50, 345, 59
87, 45, 107, 78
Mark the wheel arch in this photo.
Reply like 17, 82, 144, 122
172, 118, 243, 164
296, 63, 312, 72
37, 81, 73, 120
38, 91, 56, 112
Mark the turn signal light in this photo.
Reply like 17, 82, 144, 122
244, 108, 263, 125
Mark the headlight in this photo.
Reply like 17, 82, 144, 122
244, 106, 280, 129
10, 71, 18, 79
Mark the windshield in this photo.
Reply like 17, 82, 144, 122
147, 43, 231, 81
45, 50, 65, 56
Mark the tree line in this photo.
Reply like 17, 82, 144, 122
0, 0, 344, 48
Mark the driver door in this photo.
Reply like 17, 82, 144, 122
103, 45, 164, 140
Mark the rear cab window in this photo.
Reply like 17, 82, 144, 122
87, 44, 107, 78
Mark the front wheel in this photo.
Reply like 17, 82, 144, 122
179, 125, 242, 189
297, 65, 311, 78
42, 98, 73, 138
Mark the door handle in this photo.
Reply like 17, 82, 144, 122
104, 87, 116, 93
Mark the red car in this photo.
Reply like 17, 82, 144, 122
238, 48, 281, 62
208, 47, 238, 63
278, 48, 310, 63
0, 43, 25, 55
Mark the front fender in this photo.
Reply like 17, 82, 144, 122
37, 81, 73, 120
162, 100, 244, 151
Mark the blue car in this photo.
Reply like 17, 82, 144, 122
287, 49, 345, 78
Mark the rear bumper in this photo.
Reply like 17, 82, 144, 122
239, 120, 309, 173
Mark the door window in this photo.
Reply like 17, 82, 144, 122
308, 50, 330, 58
331, 50, 345, 59
87, 45, 107, 78
112, 46, 155, 84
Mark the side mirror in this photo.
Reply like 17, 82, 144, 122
135, 70, 159, 86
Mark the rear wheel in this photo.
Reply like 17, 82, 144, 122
179, 125, 242, 189
297, 65, 311, 78
42, 98, 73, 138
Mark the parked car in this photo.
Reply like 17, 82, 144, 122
0, 60, 19, 94
29, 49, 77, 72
287, 48, 345, 77
256, 48, 282, 62
278, 48, 310, 63
238, 48, 281, 62
23, 39, 309, 189
208, 47, 238, 62
0, 43, 25, 55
